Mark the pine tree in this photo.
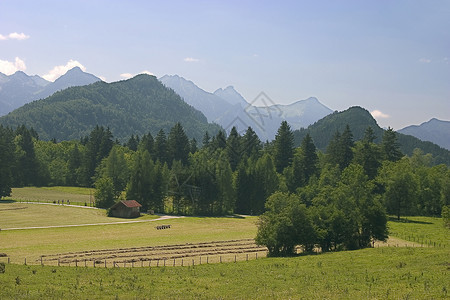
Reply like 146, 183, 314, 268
154, 129, 167, 164
353, 127, 381, 179
126, 134, 139, 151
273, 121, 294, 173
381, 127, 403, 162
0, 126, 15, 198
14, 125, 39, 186
242, 127, 262, 158
81, 126, 114, 187
138, 132, 155, 159
167, 123, 190, 165
226, 126, 242, 171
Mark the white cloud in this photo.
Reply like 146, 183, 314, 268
120, 73, 133, 79
0, 57, 27, 75
371, 110, 390, 119
43, 60, 86, 82
141, 70, 154, 76
120, 70, 154, 79
0, 32, 30, 41
184, 57, 199, 63
419, 58, 431, 63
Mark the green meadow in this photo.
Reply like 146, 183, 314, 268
0, 188, 449, 299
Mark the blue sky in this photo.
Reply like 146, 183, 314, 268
1, 0, 449, 129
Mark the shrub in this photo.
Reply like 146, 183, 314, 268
442, 205, 450, 228
0, 262, 5, 274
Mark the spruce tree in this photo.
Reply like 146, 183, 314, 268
273, 121, 294, 173
167, 123, 190, 165
0, 126, 15, 198
154, 129, 167, 164
226, 126, 242, 171
381, 127, 403, 162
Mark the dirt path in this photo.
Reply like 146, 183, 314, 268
1, 215, 182, 231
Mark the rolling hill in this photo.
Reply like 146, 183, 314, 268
293, 106, 450, 165
0, 74, 221, 142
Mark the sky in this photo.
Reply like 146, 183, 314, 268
1, 0, 449, 129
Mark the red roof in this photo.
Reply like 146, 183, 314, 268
121, 200, 142, 208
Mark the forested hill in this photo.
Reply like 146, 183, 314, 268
0, 74, 221, 142
293, 106, 450, 165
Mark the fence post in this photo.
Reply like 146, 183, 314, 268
157, 260, 159, 267
104, 260, 107, 268
235, 255, 237, 263
207, 256, 209, 264
220, 256, 222, 263
75, 259, 77, 267
181, 259, 183, 266
8, 257, 10, 264
41, 257, 43, 266
200, 257, 202, 265
246, 254, 248, 261
24, 257, 27, 265
173, 259, 175, 267
57, 258, 60, 267
85, 259, 87, 267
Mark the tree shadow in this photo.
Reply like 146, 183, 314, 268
388, 216, 433, 224
0, 200, 16, 204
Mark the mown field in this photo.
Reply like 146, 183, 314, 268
0, 188, 449, 299
6, 186, 95, 206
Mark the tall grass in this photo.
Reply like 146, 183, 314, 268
0, 247, 448, 299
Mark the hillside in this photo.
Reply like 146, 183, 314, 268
0, 74, 221, 142
293, 106, 450, 165
399, 118, 450, 150
0, 67, 101, 116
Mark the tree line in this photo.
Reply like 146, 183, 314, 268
1, 122, 449, 250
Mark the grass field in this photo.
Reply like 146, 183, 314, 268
6, 187, 95, 206
1, 188, 449, 299
0, 247, 448, 299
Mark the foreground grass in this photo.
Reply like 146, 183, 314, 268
0, 247, 448, 299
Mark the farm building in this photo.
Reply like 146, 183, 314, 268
109, 200, 142, 218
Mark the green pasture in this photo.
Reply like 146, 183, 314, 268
0, 202, 258, 263
0, 187, 449, 298
7, 187, 95, 206
388, 216, 449, 248
0, 247, 448, 299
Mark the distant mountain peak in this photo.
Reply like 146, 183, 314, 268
399, 118, 450, 150
213, 85, 248, 107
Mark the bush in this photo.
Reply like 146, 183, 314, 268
0, 262, 5, 274
442, 205, 450, 228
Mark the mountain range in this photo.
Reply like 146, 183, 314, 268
0, 67, 101, 116
0, 74, 220, 142
398, 118, 450, 151
1, 67, 448, 157
160, 75, 333, 140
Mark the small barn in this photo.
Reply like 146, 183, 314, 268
109, 200, 142, 218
